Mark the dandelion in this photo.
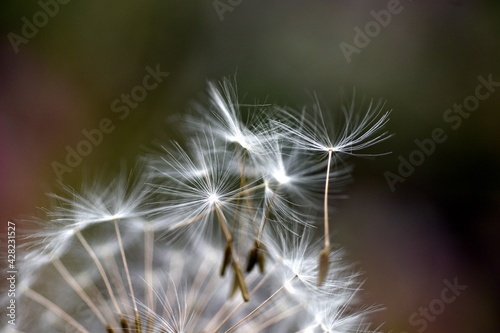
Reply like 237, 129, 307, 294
3, 79, 388, 332
273, 95, 391, 284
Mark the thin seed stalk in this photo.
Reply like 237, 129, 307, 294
318, 149, 333, 285
256, 190, 277, 244
229, 148, 248, 249
223, 275, 298, 333
24, 288, 90, 333
246, 191, 277, 273
114, 219, 140, 322
75, 229, 123, 317
214, 203, 250, 302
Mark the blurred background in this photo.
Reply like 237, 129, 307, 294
1, 0, 499, 332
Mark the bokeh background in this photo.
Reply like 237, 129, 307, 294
1, 0, 499, 332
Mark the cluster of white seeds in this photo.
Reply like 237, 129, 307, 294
3, 78, 390, 333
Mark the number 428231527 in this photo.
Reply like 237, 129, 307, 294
7, 221, 16, 269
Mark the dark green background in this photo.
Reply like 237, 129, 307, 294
1, 1, 499, 332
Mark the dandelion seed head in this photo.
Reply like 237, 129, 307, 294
272, 169, 291, 184
273, 95, 391, 159
227, 133, 252, 150
7, 79, 387, 333
207, 192, 220, 204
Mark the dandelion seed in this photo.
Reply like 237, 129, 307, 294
273, 95, 391, 285
185, 77, 272, 156
149, 134, 259, 238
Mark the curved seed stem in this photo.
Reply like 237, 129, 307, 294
114, 219, 141, 331
75, 229, 123, 317
25, 288, 90, 333
223, 275, 298, 333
